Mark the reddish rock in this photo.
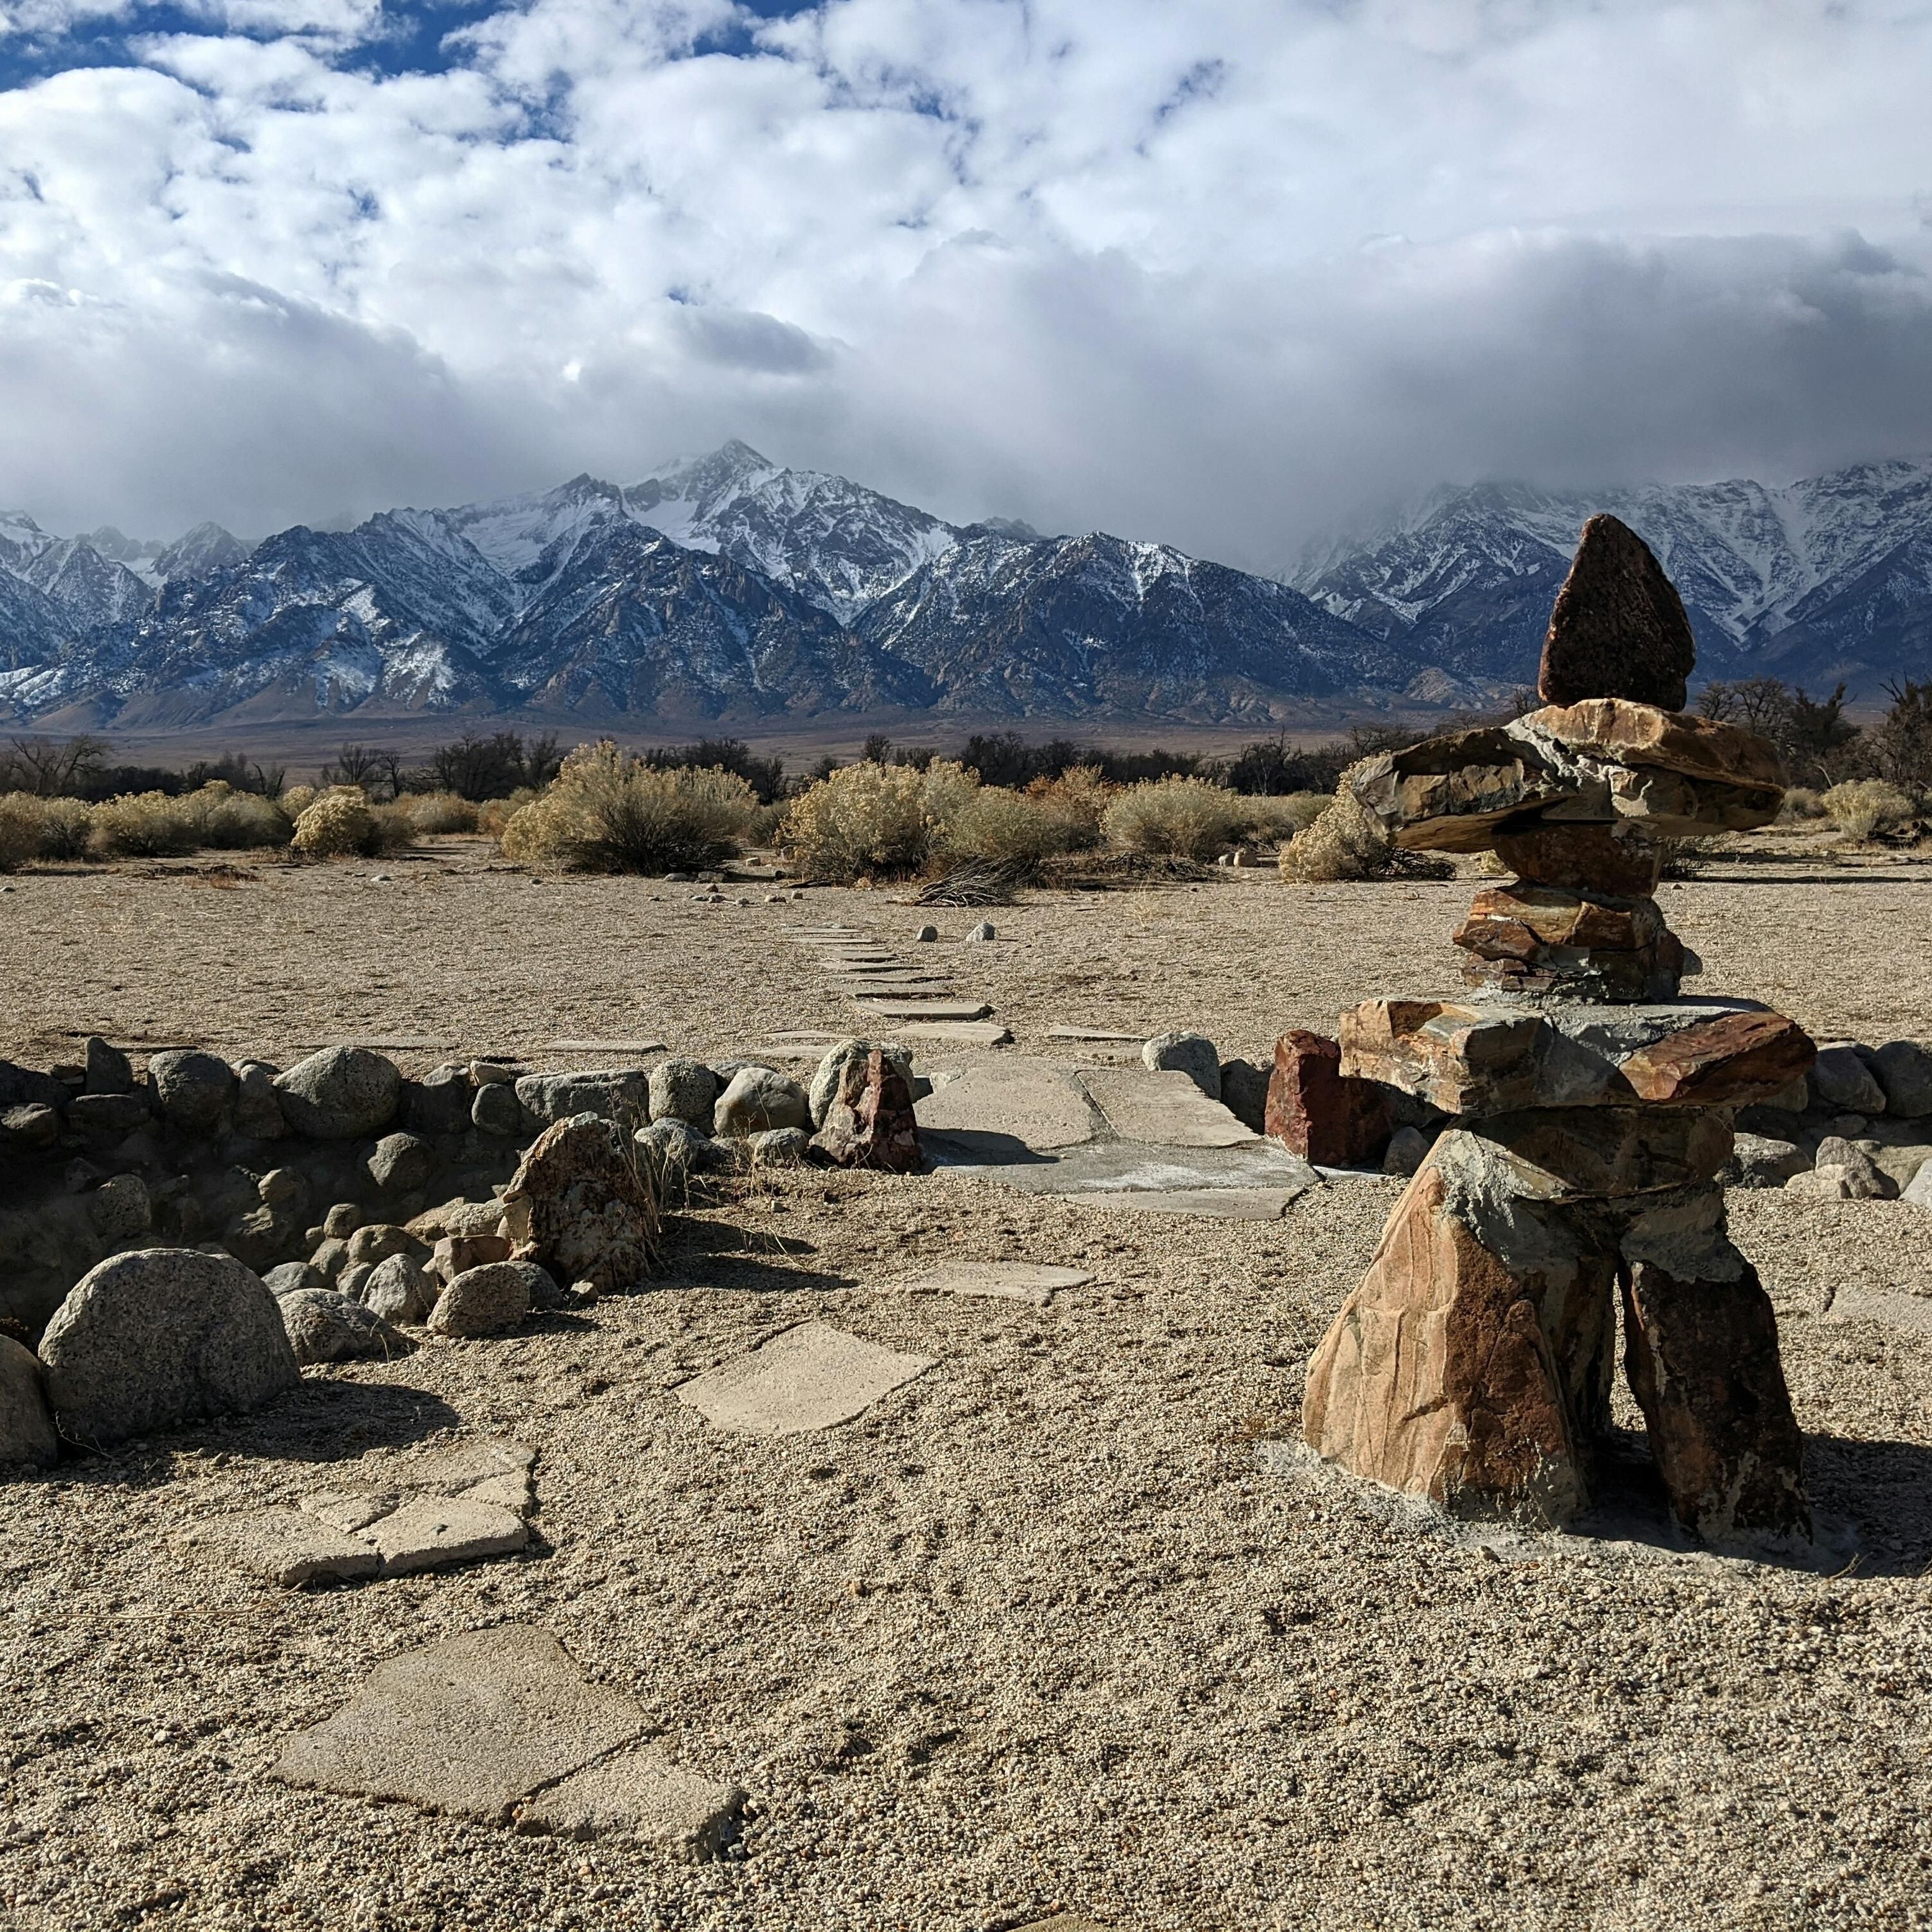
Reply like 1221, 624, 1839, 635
1538, 514, 1698, 711
1493, 822, 1662, 898
501, 1114, 661, 1294
810, 1050, 922, 1172
429, 1233, 513, 1285
1616, 1010, 1816, 1108
1527, 697, 1784, 791
1621, 1259, 1810, 1541
1264, 1030, 1391, 1167
1453, 882, 1666, 956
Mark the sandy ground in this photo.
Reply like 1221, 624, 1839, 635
2, 843, 1931, 1930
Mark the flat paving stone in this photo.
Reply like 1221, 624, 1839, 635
1011, 1918, 1114, 1931
903, 1261, 1094, 1306
276, 1625, 645, 1821
851, 997, 993, 1021
368, 1496, 529, 1576
676, 1322, 936, 1435
1828, 1287, 1932, 1335
514, 1747, 745, 1849
1047, 1026, 1146, 1043
915, 1062, 1097, 1152
895, 1020, 1013, 1046
218, 1509, 381, 1587
1082, 1187, 1307, 1221
938, 1138, 1320, 1200
545, 1038, 667, 1055
299, 1488, 403, 1535
1080, 1068, 1258, 1147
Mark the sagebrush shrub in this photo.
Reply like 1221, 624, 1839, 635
292, 788, 380, 857
1236, 792, 1331, 843
1101, 776, 1242, 860
87, 791, 197, 859
1822, 779, 1916, 841
1777, 786, 1825, 823
1279, 761, 1400, 882
944, 786, 1082, 868
0, 794, 42, 872
783, 759, 977, 881
404, 790, 479, 834
476, 788, 536, 837
1023, 766, 1110, 850
500, 743, 757, 872
179, 781, 292, 850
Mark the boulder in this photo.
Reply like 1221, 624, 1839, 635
1873, 1040, 1932, 1119
323, 1201, 361, 1239
83, 1036, 133, 1096
471, 1082, 524, 1137
0, 1336, 57, 1468
429, 1234, 513, 1284
275, 1048, 401, 1140
1382, 1125, 1429, 1177
967, 921, 996, 941
281, 1288, 413, 1366
1142, 1032, 1222, 1100
1811, 1044, 1886, 1117
808, 1040, 913, 1129
810, 1050, 922, 1173
1719, 1134, 1810, 1189
38, 1248, 299, 1445
337, 1263, 374, 1301
232, 1062, 286, 1140
1803, 1137, 1896, 1200
345, 1223, 417, 1268
2, 1103, 60, 1151
362, 1253, 437, 1325
633, 1119, 723, 1193
430, 1263, 534, 1338
915, 925, 939, 942
257, 1167, 310, 1217
367, 1132, 436, 1195
0, 1061, 65, 1113
263, 1262, 327, 1299
404, 1065, 474, 1138
1218, 1059, 1270, 1134
308, 1237, 350, 1283
714, 1067, 810, 1137
500, 1114, 659, 1294
1903, 1160, 1932, 1211
1265, 1030, 1391, 1168
1537, 518, 1698, 710
148, 1050, 235, 1135
514, 1069, 650, 1131
647, 1059, 720, 1129
224, 1204, 301, 1273
749, 1127, 811, 1165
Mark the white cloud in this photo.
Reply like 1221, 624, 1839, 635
1, 0, 1930, 556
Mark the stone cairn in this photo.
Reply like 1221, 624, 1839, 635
1301, 514, 1818, 1543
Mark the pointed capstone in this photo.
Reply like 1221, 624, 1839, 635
1539, 514, 1697, 710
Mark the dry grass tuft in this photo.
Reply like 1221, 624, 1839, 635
1278, 759, 1454, 882
1822, 779, 1917, 842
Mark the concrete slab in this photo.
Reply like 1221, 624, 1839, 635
903, 1261, 1094, 1305
676, 1322, 936, 1435
938, 1138, 1321, 1201
514, 1748, 745, 1849
854, 997, 993, 1021
369, 1497, 530, 1576
545, 1039, 667, 1055
915, 1062, 1098, 1153
1011, 1919, 1113, 1932
276, 1625, 645, 1821
1047, 1027, 1146, 1043
896, 1021, 1013, 1047
1080, 1068, 1259, 1148
1081, 1188, 1306, 1221
298, 1489, 401, 1535
219, 1509, 381, 1588
1827, 1287, 1932, 1335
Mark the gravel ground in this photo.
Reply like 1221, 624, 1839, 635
2, 842, 1930, 1930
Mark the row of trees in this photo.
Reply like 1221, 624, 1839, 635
1697, 676, 1932, 790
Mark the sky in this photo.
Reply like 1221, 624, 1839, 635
2, 0, 1931, 567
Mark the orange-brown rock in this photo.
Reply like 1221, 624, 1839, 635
1454, 883, 1667, 957
1621, 1259, 1810, 1541
1538, 515, 1697, 710
1302, 1156, 1614, 1524
1457, 928, 1687, 1003
1617, 1010, 1816, 1107
1263, 1030, 1392, 1167
1351, 729, 1579, 852
1493, 822, 1662, 898
1338, 999, 1547, 1116
1523, 698, 1784, 791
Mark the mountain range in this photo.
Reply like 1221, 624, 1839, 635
2, 444, 1928, 734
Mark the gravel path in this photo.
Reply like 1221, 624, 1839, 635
2, 844, 1930, 1929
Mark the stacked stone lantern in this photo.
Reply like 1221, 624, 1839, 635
1302, 515, 1817, 1543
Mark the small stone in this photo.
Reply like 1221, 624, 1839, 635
648, 1059, 720, 1129
2, 1102, 60, 1150
1142, 1031, 1221, 1099
149, 1049, 236, 1135
232, 1062, 285, 1140
429, 1263, 534, 1337
367, 1132, 436, 1195
1872, 1040, 1932, 1118
1811, 1044, 1886, 1116
749, 1126, 811, 1165
1382, 1125, 1429, 1177
1902, 1160, 1932, 1210
1265, 1031, 1391, 1167
219, 1508, 381, 1587
1785, 1168, 1856, 1201
965, 921, 996, 941
1806, 1137, 1897, 1199
0, 1336, 57, 1468
471, 1081, 524, 1136
323, 1202, 362, 1239
634, 1117, 723, 1186
274, 1046, 401, 1139
83, 1036, 133, 1096
65, 1090, 149, 1137
308, 1237, 350, 1282
258, 1167, 309, 1215
281, 1287, 413, 1365
714, 1066, 811, 1137
38, 1248, 299, 1446
1719, 1134, 1809, 1189
429, 1232, 513, 1283
914, 925, 939, 942
367, 1497, 529, 1576
405, 1064, 474, 1137
470, 1060, 517, 1085
363, 1252, 437, 1323
1832, 1113, 1870, 1137
677, 1321, 936, 1435
345, 1223, 416, 1268
1538, 513, 1698, 710
263, 1261, 328, 1298
336, 1262, 375, 1301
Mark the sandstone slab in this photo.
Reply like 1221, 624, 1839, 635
1083, 1187, 1307, 1221
914, 1062, 1096, 1152
851, 998, 993, 1022
368, 1496, 530, 1576
676, 1322, 936, 1436
944, 1139, 1320, 1200
221, 1508, 382, 1587
904, 1261, 1093, 1306
1082, 1068, 1257, 1148
276, 1626, 644, 1821
514, 1749, 745, 1849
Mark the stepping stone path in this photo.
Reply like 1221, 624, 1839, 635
784, 926, 999, 1028
676, 1321, 936, 1435
1083, 1068, 1258, 1148
202, 1437, 537, 1588
276, 1624, 744, 1850
916, 1062, 1101, 1151
903, 1261, 1094, 1306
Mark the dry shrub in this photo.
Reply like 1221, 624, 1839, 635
404, 790, 479, 834
477, 788, 535, 837
944, 786, 1082, 869
367, 803, 419, 854
1024, 765, 1111, 850
281, 785, 319, 818
1279, 759, 1440, 882
1101, 775, 1242, 860
500, 742, 757, 873
1822, 779, 1916, 842
1778, 786, 1825, 823
783, 759, 977, 882
88, 791, 196, 859
0, 795, 43, 872
292, 788, 379, 857
180, 781, 292, 850
0, 793, 91, 867
1236, 791, 1331, 844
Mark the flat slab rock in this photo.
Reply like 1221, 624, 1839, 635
545, 1038, 668, 1055
1080, 1068, 1259, 1148
850, 997, 993, 1022
277, 1624, 742, 1848
902, 1261, 1094, 1306
1827, 1287, 1932, 1336
676, 1322, 936, 1435
915, 1061, 1098, 1151
1081, 1187, 1308, 1221
946, 1138, 1321, 1201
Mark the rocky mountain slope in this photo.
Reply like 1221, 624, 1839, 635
4, 449, 1929, 731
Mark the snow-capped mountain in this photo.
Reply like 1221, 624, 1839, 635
1290, 459, 1932, 689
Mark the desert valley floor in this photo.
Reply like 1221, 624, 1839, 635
1, 842, 1930, 1930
